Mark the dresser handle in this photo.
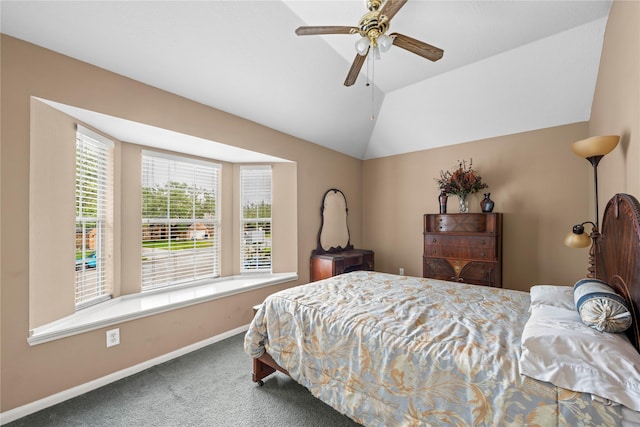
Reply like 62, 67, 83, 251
432, 238, 437, 243
432, 249, 438, 255
481, 240, 486, 245
480, 252, 486, 257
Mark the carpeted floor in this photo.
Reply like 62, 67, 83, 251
6, 333, 361, 426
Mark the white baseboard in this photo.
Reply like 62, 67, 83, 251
0, 325, 250, 425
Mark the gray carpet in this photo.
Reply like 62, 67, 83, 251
7, 333, 361, 426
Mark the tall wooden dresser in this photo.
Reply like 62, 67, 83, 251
423, 213, 502, 287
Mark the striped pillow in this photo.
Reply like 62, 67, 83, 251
574, 278, 632, 333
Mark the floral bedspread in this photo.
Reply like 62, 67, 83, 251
244, 271, 623, 426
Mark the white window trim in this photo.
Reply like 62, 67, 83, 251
28, 272, 297, 346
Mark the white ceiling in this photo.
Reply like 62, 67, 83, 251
1, 1, 612, 160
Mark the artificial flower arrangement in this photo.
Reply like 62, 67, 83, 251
436, 159, 488, 197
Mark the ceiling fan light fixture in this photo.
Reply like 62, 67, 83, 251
378, 34, 393, 52
355, 36, 371, 56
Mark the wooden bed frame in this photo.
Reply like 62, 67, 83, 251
252, 351, 289, 385
252, 193, 640, 384
594, 193, 640, 352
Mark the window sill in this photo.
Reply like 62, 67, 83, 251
28, 272, 298, 346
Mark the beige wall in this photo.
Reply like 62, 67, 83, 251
589, 0, 640, 203
29, 100, 81, 326
1, 35, 362, 411
2, 0, 639, 414
363, 123, 592, 292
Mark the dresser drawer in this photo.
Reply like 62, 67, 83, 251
423, 257, 500, 287
424, 234, 496, 260
430, 214, 487, 232
460, 261, 499, 287
423, 257, 456, 280
426, 245, 495, 261
424, 234, 495, 249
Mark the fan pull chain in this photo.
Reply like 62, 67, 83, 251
371, 55, 375, 120
366, 53, 375, 120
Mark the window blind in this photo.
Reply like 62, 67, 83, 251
75, 125, 114, 308
141, 151, 220, 291
240, 166, 272, 272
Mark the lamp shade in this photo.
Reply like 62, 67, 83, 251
571, 135, 620, 159
564, 230, 592, 248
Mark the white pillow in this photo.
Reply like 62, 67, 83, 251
529, 284, 575, 310
574, 278, 632, 333
521, 287, 640, 411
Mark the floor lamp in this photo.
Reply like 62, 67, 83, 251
564, 135, 620, 277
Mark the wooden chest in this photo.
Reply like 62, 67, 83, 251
423, 213, 502, 287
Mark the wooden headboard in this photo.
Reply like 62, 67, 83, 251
595, 193, 640, 352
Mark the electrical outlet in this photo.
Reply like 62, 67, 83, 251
399, 267, 405, 276
106, 328, 120, 347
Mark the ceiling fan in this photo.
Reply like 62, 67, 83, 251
295, 0, 444, 87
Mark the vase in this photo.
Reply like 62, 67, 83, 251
438, 191, 448, 214
481, 193, 494, 213
458, 194, 469, 213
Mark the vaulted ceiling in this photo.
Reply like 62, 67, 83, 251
1, 1, 612, 159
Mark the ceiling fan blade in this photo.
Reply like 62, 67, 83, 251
390, 33, 444, 62
344, 51, 368, 87
295, 26, 358, 36
379, 0, 408, 21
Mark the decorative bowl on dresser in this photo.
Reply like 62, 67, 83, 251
423, 212, 502, 287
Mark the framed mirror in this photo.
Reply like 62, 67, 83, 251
313, 188, 353, 254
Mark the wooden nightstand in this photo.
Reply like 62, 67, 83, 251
423, 213, 502, 287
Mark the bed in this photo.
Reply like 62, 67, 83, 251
244, 193, 640, 426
